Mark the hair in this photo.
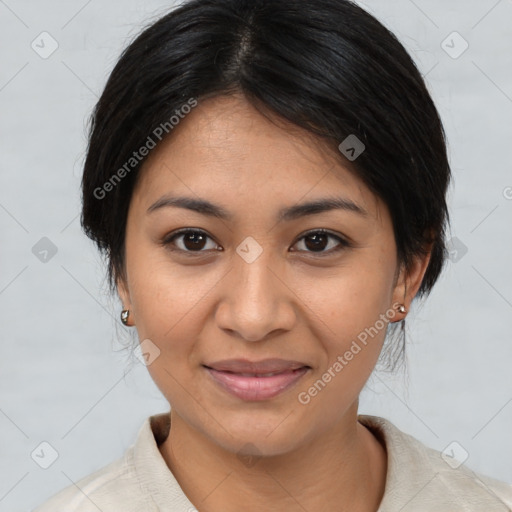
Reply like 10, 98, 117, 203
80, 0, 451, 370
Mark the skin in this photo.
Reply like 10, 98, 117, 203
117, 93, 431, 512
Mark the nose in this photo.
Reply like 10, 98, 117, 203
214, 246, 297, 342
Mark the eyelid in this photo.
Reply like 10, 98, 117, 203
295, 228, 350, 245
290, 228, 351, 255
161, 228, 221, 253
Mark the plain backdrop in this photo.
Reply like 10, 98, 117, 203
0, 0, 511, 510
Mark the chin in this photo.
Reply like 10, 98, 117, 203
208, 414, 308, 459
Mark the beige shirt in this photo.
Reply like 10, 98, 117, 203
34, 412, 512, 511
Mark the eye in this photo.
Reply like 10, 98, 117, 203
162, 228, 350, 256
162, 229, 220, 254
291, 229, 350, 255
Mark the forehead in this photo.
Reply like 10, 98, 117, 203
132, 94, 383, 221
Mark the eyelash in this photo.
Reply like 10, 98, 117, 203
161, 228, 351, 257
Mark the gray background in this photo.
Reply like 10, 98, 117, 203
0, 0, 511, 509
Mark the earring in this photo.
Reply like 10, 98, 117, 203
121, 309, 131, 326
397, 304, 406, 314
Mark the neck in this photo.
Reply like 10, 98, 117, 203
159, 404, 387, 512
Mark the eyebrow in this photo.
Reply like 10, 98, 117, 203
146, 195, 368, 221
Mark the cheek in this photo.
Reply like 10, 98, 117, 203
307, 253, 396, 335
300, 253, 396, 390
129, 258, 212, 403
295, 272, 393, 416
132, 272, 212, 347
125, 237, 214, 337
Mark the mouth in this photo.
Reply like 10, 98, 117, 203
202, 359, 311, 401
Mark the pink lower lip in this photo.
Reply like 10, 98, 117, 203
205, 366, 310, 401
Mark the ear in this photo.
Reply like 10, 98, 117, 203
116, 274, 133, 314
391, 243, 433, 321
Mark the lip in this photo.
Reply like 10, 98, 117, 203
203, 359, 311, 401
204, 358, 309, 373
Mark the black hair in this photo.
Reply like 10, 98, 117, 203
80, 0, 451, 368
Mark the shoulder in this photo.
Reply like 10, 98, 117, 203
359, 415, 512, 511
32, 446, 155, 511
33, 412, 197, 511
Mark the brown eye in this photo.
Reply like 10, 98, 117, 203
291, 229, 349, 255
164, 229, 219, 253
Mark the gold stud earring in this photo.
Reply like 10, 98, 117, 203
397, 304, 406, 314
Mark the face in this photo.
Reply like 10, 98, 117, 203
118, 94, 429, 457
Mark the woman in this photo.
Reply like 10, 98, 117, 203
35, 0, 512, 510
